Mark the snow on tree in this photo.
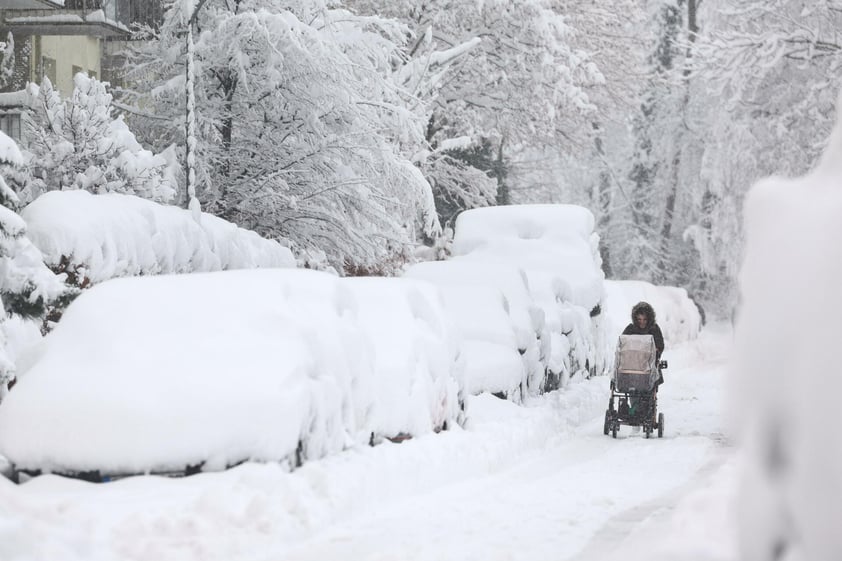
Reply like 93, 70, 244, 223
694, 0, 842, 177
22, 74, 178, 205
621, 0, 690, 283
387, 26, 497, 231
678, 0, 842, 316
424, 139, 499, 230
0, 132, 72, 391
121, 0, 441, 274
346, 0, 605, 217
0, 33, 14, 90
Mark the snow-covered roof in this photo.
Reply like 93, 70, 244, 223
2, 8, 129, 37
0, 88, 36, 110
21, 190, 295, 283
3, 0, 64, 8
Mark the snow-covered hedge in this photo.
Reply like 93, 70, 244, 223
603, 280, 702, 349
404, 260, 528, 399
732, 97, 842, 560
22, 190, 295, 285
0, 269, 464, 477
451, 204, 608, 380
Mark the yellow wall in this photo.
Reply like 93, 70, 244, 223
32, 35, 101, 96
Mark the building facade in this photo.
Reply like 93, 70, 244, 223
0, 0, 163, 141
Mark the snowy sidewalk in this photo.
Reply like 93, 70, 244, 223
0, 324, 737, 561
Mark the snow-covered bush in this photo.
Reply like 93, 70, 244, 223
731, 93, 842, 561
0, 268, 465, 477
405, 258, 541, 400
603, 280, 702, 350
21, 190, 294, 287
23, 75, 177, 204
0, 131, 71, 392
451, 204, 608, 380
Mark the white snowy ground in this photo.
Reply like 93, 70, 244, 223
0, 323, 737, 561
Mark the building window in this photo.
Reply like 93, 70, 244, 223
41, 56, 56, 85
89, 70, 97, 80
0, 113, 22, 142
72, 65, 83, 79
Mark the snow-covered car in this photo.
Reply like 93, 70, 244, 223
603, 280, 702, 351
405, 258, 544, 399
403, 262, 526, 399
341, 276, 465, 439
452, 204, 609, 382
0, 268, 464, 481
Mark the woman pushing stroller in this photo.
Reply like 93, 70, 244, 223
603, 301, 667, 438
622, 301, 665, 388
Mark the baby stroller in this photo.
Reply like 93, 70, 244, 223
604, 334, 667, 438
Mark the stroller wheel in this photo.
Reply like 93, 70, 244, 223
603, 410, 611, 435
611, 422, 618, 439
658, 413, 664, 438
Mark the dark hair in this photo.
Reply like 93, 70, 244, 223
631, 301, 656, 324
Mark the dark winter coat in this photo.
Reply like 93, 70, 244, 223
622, 301, 665, 360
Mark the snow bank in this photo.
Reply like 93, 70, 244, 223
21, 190, 295, 284
0, 269, 464, 477
603, 280, 702, 348
733, 93, 842, 560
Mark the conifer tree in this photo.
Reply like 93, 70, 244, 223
0, 132, 73, 387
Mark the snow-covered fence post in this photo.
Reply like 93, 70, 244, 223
184, 0, 210, 219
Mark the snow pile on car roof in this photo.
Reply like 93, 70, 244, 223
452, 204, 603, 311
22, 190, 295, 284
0, 269, 463, 476
450, 204, 607, 380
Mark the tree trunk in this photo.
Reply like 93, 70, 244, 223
494, 136, 509, 205
220, 75, 237, 183
658, 0, 697, 281
591, 122, 613, 277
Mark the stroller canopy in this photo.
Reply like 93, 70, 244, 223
614, 334, 658, 391
615, 334, 657, 374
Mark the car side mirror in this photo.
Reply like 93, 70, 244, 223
659, 360, 668, 370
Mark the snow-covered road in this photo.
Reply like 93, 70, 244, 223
0, 324, 738, 561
